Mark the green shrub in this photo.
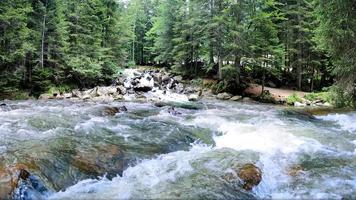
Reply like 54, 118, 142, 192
257, 90, 276, 104
304, 92, 332, 103
286, 93, 303, 105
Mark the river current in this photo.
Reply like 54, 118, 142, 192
0, 99, 355, 199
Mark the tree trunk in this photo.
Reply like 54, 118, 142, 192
218, 55, 223, 80
234, 55, 241, 85
40, 2, 47, 69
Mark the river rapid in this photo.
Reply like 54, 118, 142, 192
0, 99, 355, 200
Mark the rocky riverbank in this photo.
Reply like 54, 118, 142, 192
37, 67, 335, 109
38, 68, 246, 104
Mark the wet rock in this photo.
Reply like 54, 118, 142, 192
71, 144, 124, 178
188, 94, 199, 102
102, 106, 128, 116
230, 95, 243, 101
238, 164, 262, 191
168, 107, 182, 116
217, 92, 233, 100
0, 164, 31, 199
287, 165, 304, 177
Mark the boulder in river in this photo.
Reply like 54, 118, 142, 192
188, 94, 199, 102
168, 107, 182, 116
71, 144, 125, 178
238, 164, 262, 191
217, 92, 233, 100
0, 164, 31, 199
102, 106, 128, 116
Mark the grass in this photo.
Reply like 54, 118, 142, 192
286, 93, 303, 105
304, 92, 332, 103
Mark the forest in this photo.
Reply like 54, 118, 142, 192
0, 0, 355, 107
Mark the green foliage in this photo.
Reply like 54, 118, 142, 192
286, 93, 303, 105
257, 90, 276, 104
304, 92, 332, 103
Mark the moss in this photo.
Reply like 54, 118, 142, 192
286, 93, 303, 105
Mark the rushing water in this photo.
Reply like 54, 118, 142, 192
0, 99, 355, 200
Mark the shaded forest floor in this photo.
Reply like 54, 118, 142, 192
244, 84, 308, 101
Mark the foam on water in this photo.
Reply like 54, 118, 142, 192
317, 113, 356, 133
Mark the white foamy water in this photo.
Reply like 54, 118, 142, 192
317, 113, 356, 133
1, 100, 355, 200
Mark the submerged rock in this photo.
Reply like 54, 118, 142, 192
71, 144, 125, 178
168, 107, 182, 116
102, 106, 128, 116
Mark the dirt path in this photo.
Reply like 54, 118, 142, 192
244, 84, 308, 100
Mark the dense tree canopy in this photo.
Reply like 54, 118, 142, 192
0, 0, 355, 104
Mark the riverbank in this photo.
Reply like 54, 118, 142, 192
28, 67, 335, 110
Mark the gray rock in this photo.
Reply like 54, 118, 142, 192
188, 94, 199, 102
294, 102, 307, 107
174, 75, 183, 82
97, 86, 117, 96
39, 93, 53, 100
230, 95, 243, 101
217, 92, 233, 100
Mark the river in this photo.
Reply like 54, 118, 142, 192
0, 99, 355, 199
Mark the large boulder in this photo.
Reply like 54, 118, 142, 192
96, 86, 118, 96
0, 164, 31, 199
238, 164, 262, 191
217, 92, 233, 100
134, 74, 154, 92
71, 144, 124, 178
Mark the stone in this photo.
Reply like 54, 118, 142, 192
230, 95, 243, 101
97, 86, 118, 96
168, 107, 182, 116
101, 106, 127, 116
294, 102, 307, 107
117, 85, 127, 95
38, 93, 53, 100
63, 93, 72, 99
188, 94, 199, 102
238, 164, 262, 191
287, 165, 304, 177
71, 144, 124, 178
175, 83, 185, 94
71, 89, 83, 98
174, 75, 183, 82
133, 75, 154, 92
0, 164, 31, 199
217, 92, 233, 100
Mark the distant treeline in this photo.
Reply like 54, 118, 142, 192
0, 0, 355, 102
